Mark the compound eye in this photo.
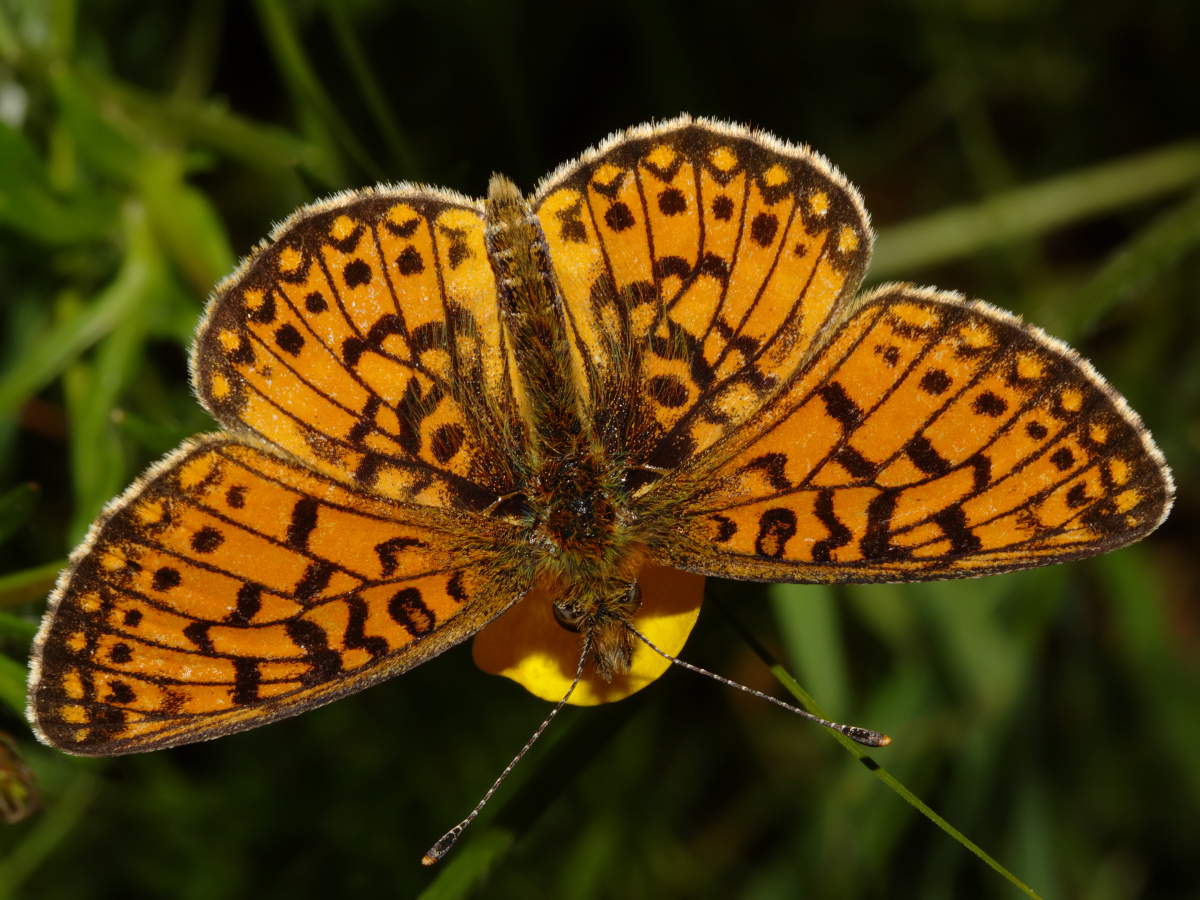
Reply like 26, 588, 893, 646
553, 601, 586, 633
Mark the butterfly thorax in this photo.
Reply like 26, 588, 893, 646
485, 174, 646, 679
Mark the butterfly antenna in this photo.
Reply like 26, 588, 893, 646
421, 634, 593, 866
628, 626, 891, 748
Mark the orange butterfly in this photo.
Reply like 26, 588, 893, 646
28, 116, 1173, 760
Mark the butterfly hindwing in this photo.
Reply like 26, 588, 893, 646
28, 436, 526, 755
193, 189, 530, 513
660, 286, 1173, 582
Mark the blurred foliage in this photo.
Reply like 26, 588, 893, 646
0, 0, 1197, 897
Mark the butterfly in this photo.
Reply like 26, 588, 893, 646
27, 115, 1173, 757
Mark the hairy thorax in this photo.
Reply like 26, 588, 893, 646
486, 174, 648, 681
527, 443, 648, 680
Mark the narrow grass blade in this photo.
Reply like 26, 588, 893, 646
871, 141, 1200, 277
720, 601, 1045, 900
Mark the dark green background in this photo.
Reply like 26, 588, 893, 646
1, 1, 1197, 897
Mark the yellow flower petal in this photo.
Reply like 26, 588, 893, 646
472, 564, 705, 705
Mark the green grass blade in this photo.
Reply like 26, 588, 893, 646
0, 562, 64, 611
721, 602, 1045, 900
0, 610, 38, 641
254, 0, 379, 181
1046, 189, 1200, 340
0, 651, 27, 716
871, 141, 1200, 278
83, 72, 342, 187
322, 0, 421, 178
770, 583, 850, 715
417, 829, 516, 900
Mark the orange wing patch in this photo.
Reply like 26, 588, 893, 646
663, 286, 1173, 582
193, 190, 527, 513
533, 120, 872, 470
28, 436, 527, 755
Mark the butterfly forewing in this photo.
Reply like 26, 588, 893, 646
660, 286, 1173, 583
534, 120, 872, 469
28, 437, 527, 754
194, 189, 530, 513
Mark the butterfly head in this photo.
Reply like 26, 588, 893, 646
550, 581, 643, 681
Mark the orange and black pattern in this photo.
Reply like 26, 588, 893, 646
535, 122, 871, 472
663, 287, 1171, 582
28, 116, 1173, 756
30, 438, 524, 753
194, 190, 528, 512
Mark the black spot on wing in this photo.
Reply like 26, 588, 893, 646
744, 452, 792, 492
712, 514, 737, 543
231, 658, 260, 706
811, 490, 852, 563
190, 526, 224, 553
1050, 447, 1075, 471
658, 187, 687, 215
749, 212, 778, 247
109, 642, 133, 664
430, 423, 466, 464
388, 588, 435, 636
396, 246, 424, 276
919, 369, 951, 395
152, 567, 181, 591
107, 681, 135, 705
972, 391, 1007, 417
906, 435, 952, 477
344, 596, 388, 659
605, 202, 635, 232
649, 374, 689, 408
343, 259, 372, 289
275, 324, 305, 356
818, 382, 863, 430
295, 561, 333, 603
933, 505, 982, 555
833, 445, 875, 480
755, 507, 797, 559
375, 537, 424, 579
228, 582, 263, 626
286, 497, 320, 551
286, 619, 342, 683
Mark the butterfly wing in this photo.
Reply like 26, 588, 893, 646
28, 437, 527, 755
659, 286, 1173, 581
532, 116, 871, 470
193, 188, 530, 512
534, 117, 1171, 581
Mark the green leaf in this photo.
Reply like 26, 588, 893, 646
871, 141, 1200, 278
0, 121, 118, 243
0, 207, 156, 421
52, 70, 143, 183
